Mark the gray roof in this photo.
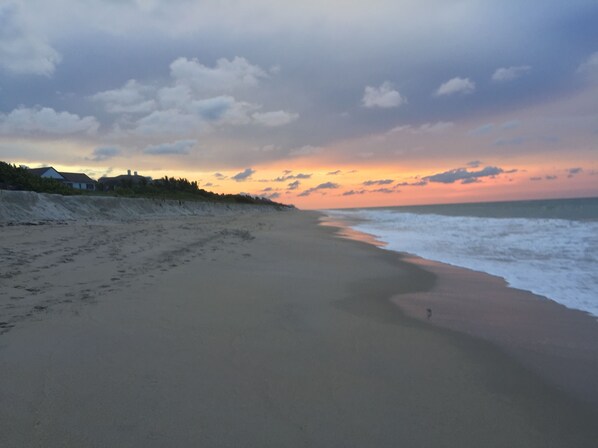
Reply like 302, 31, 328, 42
28, 167, 58, 176
60, 172, 96, 184
98, 174, 147, 183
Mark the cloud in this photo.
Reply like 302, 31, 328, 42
567, 167, 583, 178
189, 95, 237, 121
362, 179, 393, 186
370, 187, 398, 194
362, 82, 406, 108
288, 145, 322, 157
460, 178, 481, 185
252, 110, 299, 127
388, 121, 454, 135
577, 52, 598, 76
424, 166, 504, 184
469, 121, 521, 136
287, 180, 301, 190
500, 120, 521, 130
0, 106, 99, 135
545, 175, 558, 180
298, 182, 340, 197
492, 65, 531, 82
273, 173, 312, 182
133, 109, 203, 136
90, 80, 157, 114
232, 168, 255, 181
435, 77, 475, 96
530, 176, 543, 181
468, 123, 494, 136
494, 136, 526, 146
396, 180, 428, 187
90, 146, 120, 161
0, 2, 61, 76
262, 192, 281, 200
327, 170, 341, 175
86, 56, 297, 137
413, 121, 454, 134
169, 56, 268, 93
342, 190, 366, 196
467, 160, 482, 168
143, 139, 197, 155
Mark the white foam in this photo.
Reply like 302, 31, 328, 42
326, 209, 598, 317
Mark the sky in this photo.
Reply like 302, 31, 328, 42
1, 0, 597, 209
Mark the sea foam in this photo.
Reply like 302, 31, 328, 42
325, 205, 598, 317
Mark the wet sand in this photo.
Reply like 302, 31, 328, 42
1, 198, 597, 446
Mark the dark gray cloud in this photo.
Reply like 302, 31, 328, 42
298, 182, 340, 197
287, 180, 301, 190
362, 179, 394, 186
370, 187, 398, 194
232, 168, 255, 181
143, 139, 196, 155
342, 189, 366, 196
273, 173, 312, 182
466, 160, 482, 168
567, 167, 583, 177
424, 166, 504, 184
89, 146, 120, 161
262, 192, 280, 200
327, 170, 341, 175
396, 180, 428, 187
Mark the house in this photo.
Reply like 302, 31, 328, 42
60, 172, 97, 191
28, 167, 65, 180
28, 167, 96, 191
98, 170, 151, 190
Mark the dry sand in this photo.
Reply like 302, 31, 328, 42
1, 192, 598, 447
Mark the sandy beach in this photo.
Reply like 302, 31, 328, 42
1, 192, 598, 447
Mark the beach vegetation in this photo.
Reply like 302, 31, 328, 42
0, 161, 290, 207
100, 175, 287, 206
0, 162, 77, 195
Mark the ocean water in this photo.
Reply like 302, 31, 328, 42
324, 197, 598, 317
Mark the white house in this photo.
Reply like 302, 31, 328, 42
28, 167, 96, 191
28, 167, 65, 180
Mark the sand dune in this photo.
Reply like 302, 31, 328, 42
0, 190, 276, 223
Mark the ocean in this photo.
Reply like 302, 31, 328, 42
323, 197, 598, 318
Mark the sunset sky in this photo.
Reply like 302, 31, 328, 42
1, 0, 597, 209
